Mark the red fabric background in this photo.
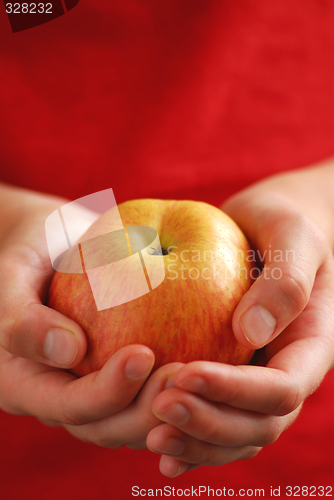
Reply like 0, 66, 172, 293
0, 1, 334, 498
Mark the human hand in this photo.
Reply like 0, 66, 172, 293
0, 339, 183, 448
0, 183, 180, 448
146, 162, 334, 477
0, 183, 93, 368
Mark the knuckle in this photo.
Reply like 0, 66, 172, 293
258, 420, 283, 447
296, 213, 329, 257
259, 202, 324, 249
199, 421, 221, 444
0, 300, 32, 355
273, 379, 303, 416
56, 405, 90, 427
195, 445, 213, 466
277, 268, 310, 314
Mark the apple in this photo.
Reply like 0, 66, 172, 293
48, 199, 255, 376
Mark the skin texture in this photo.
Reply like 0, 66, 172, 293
1, 161, 334, 479
48, 199, 254, 376
145, 162, 334, 477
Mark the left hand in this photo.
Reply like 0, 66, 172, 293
146, 162, 334, 477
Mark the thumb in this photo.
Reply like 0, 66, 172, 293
0, 246, 87, 368
223, 193, 329, 349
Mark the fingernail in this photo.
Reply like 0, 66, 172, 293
155, 403, 190, 425
125, 354, 154, 380
173, 464, 189, 477
44, 328, 77, 366
155, 437, 185, 455
177, 376, 208, 394
240, 305, 276, 347
165, 376, 175, 389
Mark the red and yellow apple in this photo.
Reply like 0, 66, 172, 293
48, 199, 255, 376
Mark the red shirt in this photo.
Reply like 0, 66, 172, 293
0, 1, 334, 498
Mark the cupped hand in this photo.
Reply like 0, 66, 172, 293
146, 164, 334, 477
0, 184, 93, 368
0, 339, 184, 448
0, 183, 183, 448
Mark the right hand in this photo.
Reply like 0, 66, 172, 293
0, 183, 181, 447
0, 341, 183, 448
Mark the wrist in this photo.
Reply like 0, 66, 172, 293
0, 182, 68, 245
282, 160, 334, 252
228, 161, 334, 252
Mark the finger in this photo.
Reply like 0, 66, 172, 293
64, 363, 184, 449
0, 344, 155, 424
126, 441, 147, 450
223, 192, 329, 348
147, 424, 261, 470
170, 361, 296, 415
169, 257, 334, 416
39, 419, 62, 428
263, 254, 334, 388
0, 244, 87, 367
152, 388, 301, 447
159, 456, 200, 478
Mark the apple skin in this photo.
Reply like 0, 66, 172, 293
48, 199, 255, 376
